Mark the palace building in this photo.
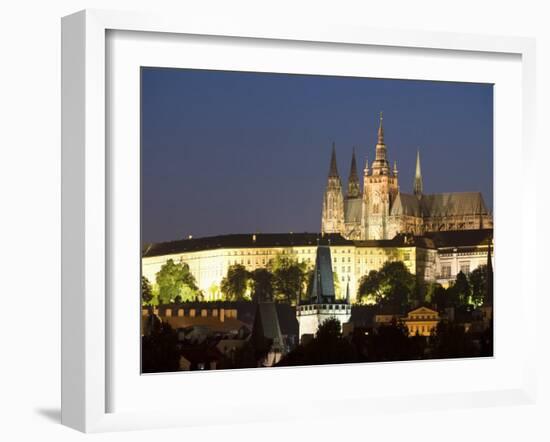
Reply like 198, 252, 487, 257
321, 113, 493, 240
142, 229, 493, 303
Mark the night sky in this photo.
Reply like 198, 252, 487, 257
141, 68, 493, 244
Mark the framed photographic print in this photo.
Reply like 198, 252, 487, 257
61, 9, 537, 432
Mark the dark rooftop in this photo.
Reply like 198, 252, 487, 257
142, 229, 493, 258
424, 229, 493, 248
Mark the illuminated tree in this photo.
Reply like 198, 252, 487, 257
155, 259, 199, 304
269, 255, 308, 304
357, 261, 415, 310
469, 265, 488, 307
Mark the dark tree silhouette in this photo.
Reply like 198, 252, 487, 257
448, 271, 471, 308
221, 264, 251, 301
250, 268, 274, 303
277, 318, 356, 366
431, 321, 477, 359
141, 276, 153, 305
141, 316, 180, 373
469, 265, 488, 307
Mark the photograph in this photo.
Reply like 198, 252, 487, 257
140, 68, 494, 373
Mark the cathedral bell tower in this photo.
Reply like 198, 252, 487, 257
321, 143, 345, 235
362, 113, 399, 239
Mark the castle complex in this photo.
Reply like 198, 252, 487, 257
141, 113, 494, 303
321, 113, 493, 240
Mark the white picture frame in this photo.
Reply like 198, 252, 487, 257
61, 9, 537, 433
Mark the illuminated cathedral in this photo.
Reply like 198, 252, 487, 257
321, 113, 493, 240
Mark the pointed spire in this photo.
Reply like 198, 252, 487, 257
347, 147, 360, 198
329, 142, 339, 177
364, 155, 369, 175
377, 111, 384, 145
413, 149, 423, 197
349, 147, 358, 179
393, 160, 398, 177
373, 112, 389, 173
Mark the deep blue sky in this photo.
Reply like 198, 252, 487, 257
141, 68, 493, 244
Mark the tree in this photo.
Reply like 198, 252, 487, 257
469, 265, 488, 307
208, 283, 220, 301
155, 259, 199, 305
141, 276, 153, 305
448, 271, 471, 308
221, 264, 251, 301
277, 318, 356, 366
357, 270, 382, 304
250, 268, 274, 303
269, 255, 308, 304
366, 319, 414, 362
357, 261, 415, 311
432, 284, 449, 311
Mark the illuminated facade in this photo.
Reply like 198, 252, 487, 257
141, 230, 493, 303
321, 113, 493, 240
403, 307, 440, 337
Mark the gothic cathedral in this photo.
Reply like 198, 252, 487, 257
321, 114, 493, 240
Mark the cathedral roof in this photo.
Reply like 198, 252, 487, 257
344, 197, 362, 223
390, 193, 421, 216
390, 191, 489, 218
420, 192, 489, 217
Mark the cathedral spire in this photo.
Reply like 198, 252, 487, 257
373, 112, 389, 173
377, 111, 385, 145
393, 160, 398, 177
347, 147, 360, 198
329, 142, 339, 177
413, 149, 423, 198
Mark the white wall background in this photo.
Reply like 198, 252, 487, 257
0, 0, 547, 440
